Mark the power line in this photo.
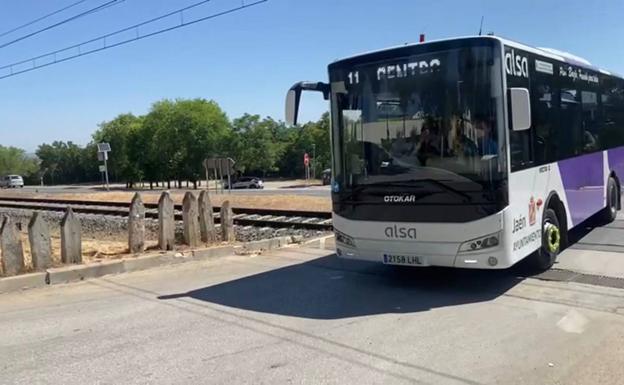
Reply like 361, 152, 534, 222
0, 0, 126, 50
0, 0, 268, 81
0, 0, 91, 39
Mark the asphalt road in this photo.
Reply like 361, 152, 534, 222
16, 184, 331, 197
2, 243, 624, 384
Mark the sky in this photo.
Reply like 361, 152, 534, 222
1, 0, 623, 151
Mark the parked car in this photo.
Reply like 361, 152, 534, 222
228, 176, 264, 189
0, 175, 24, 188
321, 169, 331, 185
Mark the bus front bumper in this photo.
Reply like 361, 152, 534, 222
334, 239, 510, 269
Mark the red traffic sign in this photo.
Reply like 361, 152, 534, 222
304, 153, 310, 166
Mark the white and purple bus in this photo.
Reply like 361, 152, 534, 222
286, 36, 624, 270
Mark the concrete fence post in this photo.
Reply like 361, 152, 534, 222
1, 216, 25, 276
128, 193, 146, 253
198, 190, 216, 243
61, 207, 82, 264
220, 200, 235, 242
182, 192, 200, 247
28, 212, 52, 270
158, 191, 175, 250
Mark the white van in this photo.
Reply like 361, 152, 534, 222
0, 175, 24, 188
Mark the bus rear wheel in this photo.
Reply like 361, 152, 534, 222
599, 177, 618, 224
529, 208, 561, 271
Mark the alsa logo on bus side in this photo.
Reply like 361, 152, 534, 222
384, 225, 417, 239
505, 49, 529, 78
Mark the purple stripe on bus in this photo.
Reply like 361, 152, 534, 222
608, 147, 624, 181
557, 152, 604, 226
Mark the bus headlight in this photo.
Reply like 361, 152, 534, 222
459, 232, 500, 253
335, 229, 355, 247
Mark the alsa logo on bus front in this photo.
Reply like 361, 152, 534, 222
505, 49, 529, 78
384, 225, 417, 239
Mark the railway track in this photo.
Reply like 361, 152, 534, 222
0, 196, 333, 231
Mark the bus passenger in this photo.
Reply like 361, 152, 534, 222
474, 114, 497, 155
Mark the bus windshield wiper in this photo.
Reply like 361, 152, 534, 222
340, 183, 368, 202
341, 178, 472, 203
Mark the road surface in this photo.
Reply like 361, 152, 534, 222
16, 181, 331, 197
2, 235, 624, 384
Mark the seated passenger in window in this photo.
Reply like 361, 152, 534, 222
474, 114, 497, 156
584, 130, 597, 152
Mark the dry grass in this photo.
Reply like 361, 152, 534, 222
16, 233, 148, 267
1, 232, 235, 274
0, 190, 331, 212
0, 233, 137, 274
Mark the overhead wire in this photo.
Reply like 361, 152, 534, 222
0, 0, 91, 39
0, 0, 268, 80
0, 0, 127, 50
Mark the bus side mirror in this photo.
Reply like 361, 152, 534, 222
285, 81, 330, 126
510, 88, 532, 131
285, 88, 302, 126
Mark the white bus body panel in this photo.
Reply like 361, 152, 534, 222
333, 151, 613, 269
333, 211, 509, 269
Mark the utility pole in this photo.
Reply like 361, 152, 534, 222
312, 143, 316, 180
104, 156, 110, 191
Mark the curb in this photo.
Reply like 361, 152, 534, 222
0, 236, 300, 294
234, 236, 293, 254
0, 272, 47, 293
300, 234, 334, 249
47, 260, 126, 285
192, 245, 236, 261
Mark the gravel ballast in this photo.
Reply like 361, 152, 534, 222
0, 207, 331, 243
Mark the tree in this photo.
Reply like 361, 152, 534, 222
24, 97, 331, 186
231, 114, 282, 176
276, 113, 331, 178
0, 145, 39, 182
309, 112, 331, 176
93, 113, 143, 186
36, 141, 97, 185
143, 98, 231, 188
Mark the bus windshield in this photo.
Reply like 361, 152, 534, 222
330, 45, 506, 217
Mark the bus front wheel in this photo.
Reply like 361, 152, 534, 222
529, 208, 562, 271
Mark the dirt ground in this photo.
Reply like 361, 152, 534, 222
0, 190, 331, 212
1, 232, 230, 275
0, 233, 133, 274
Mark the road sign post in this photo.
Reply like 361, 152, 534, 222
97, 143, 111, 191
304, 153, 310, 185
226, 158, 234, 195
312, 144, 316, 180
204, 157, 236, 194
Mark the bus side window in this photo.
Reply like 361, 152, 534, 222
560, 88, 583, 157
532, 84, 557, 164
581, 90, 600, 152
600, 78, 624, 147
509, 130, 533, 171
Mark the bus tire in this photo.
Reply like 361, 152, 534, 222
529, 208, 561, 271
599, 177, 618, 223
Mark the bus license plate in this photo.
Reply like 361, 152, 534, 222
383, 254, 423, 266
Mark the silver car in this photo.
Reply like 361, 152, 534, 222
0, 175, 24, 188
228, 176, 264, 189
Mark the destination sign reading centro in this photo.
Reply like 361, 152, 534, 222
376, 58, 441, 81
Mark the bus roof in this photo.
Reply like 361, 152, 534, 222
332, 35, 621, 79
